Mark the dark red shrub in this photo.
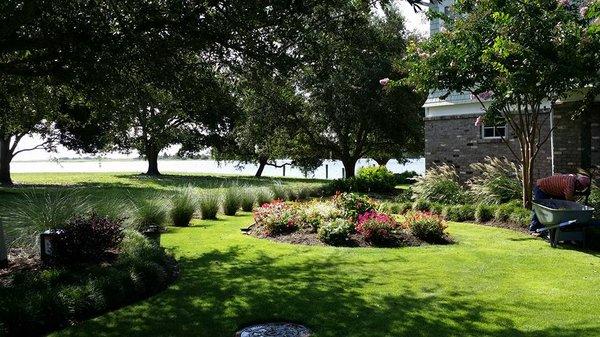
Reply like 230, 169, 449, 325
53, 214, 124, 264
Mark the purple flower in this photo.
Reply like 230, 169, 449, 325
379, 78, 390, 86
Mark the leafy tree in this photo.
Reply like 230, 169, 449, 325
0, 76, 59, 186
293, 5, 425, 178
405, 0, 600, 208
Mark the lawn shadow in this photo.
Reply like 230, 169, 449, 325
56, 246, 600, 337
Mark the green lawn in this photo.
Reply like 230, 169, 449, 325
49, 215, 600, 337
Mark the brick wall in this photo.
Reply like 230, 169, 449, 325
553, 103, 600, 173
424, 113, 553, 181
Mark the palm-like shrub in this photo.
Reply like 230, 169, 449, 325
170, 187, 197, 227
240, 188, 256, 212
468, 157, 522, 204
412, 164, 467, 204
222, 188, 241, 216
198, 192, 220, 220
130, 200, 167, 231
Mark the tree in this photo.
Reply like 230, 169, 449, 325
0, 76, 59, 186
293, 5, 425, 177
405, 0, 600, 208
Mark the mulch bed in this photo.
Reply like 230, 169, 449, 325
244, 223, 447, 248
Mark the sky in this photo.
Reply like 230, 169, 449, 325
14, 3, 430, 162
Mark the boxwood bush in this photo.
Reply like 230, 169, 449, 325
442, 205, 476, 222
475, 204, 495, 222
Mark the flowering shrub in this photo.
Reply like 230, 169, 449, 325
253, 200, 299, 235
355, 210, 399, 245
317, 219, 354, 246
333, 192, 375, 220
297, 201, 343, 232
404, 212, 447, 243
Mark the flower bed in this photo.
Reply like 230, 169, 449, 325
246, 193, 451, 247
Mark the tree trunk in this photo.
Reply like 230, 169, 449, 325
255, 157, 268, 177
521, 148, 534, 210
0, 138, 13, 187
374, 157, 390, 166
0, 222, 7, 268
145, 146, 161, 176
581, 108, 592, 170
342, 158, 357, 178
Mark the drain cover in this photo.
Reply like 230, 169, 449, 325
236, 323, 312, 337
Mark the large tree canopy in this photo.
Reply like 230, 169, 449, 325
405, 0, 600, 208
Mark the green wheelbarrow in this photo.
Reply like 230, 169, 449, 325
532, 199, 596, 248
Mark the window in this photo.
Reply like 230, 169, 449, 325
481, 124, 507, 139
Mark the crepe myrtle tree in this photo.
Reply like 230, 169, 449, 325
404, 0, 600, 208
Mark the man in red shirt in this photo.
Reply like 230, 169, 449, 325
530, 173, 592, 232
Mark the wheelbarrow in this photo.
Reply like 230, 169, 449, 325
532, 199, 598, 248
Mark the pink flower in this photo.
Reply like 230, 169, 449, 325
379, 78, 390, 86
580, 6, 588, 17
474, 116, 483, 127
557, 0, 571, 7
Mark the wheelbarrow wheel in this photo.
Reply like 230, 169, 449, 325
550, 228, 557, 248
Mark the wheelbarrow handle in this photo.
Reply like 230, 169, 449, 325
535, 220, 578, 233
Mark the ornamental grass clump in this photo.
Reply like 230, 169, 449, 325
468, 157, 522, 204
170, 187, 197, 227
222, 188, 242, 216
255, 187, 275, 207
412, 164, 467, 204
198, 192, 220, 220
405, 212, 447, 243
253, 200, 298, 236
270, 183, 288, 201
355, 210, 399, 246
240, 188, 256, 212
130, 200, 167, 232
475, 204, 495, 222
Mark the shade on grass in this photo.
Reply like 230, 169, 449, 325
51, 215, 600, 337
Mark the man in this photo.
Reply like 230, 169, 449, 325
529, 173, 592, 232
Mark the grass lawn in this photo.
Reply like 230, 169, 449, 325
49, 215, 600, 337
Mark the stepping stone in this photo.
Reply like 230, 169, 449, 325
236, 323, 312, 337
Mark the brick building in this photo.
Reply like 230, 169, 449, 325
424, 1, 599, 180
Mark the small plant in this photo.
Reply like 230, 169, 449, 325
475, 204, 495, 222
298, 201, 342, 232
494, 201, 521, 222
198, 192, 220, 220
222, 188, 241, 216
240, 188, 256, 212
333, 192, 376, 221
53, 214, 124, 264
253, 200, 298, 235
412, 199, 432, 212
405, 212, 448, 243
355, 210, 399, 246
442, 204, 476, 222
468, 157, 522, 204
255, 187, 275, 207
169, 187, 197, 227
130, 200, 167, 232
412, 164, 467, 204
509, 207, 531, 227
355, 165, 397, 193
317, 219, 354, 246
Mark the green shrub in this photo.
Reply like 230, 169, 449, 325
429, 203, 446, 215
509, 207, 531, 227
379, 202, 411, 215
298, 201, 342, 232
256, 187, 275, 206
317, 219, 354, 246
333, 192, 375, 221
442, 204, 476, 222
405, 212, 448, 243
198, 192, 220, 220
130, 200, 167, 232
493, 201, 522, 222
394, 188, 413, 202
170, 187, 197, 227
475, 204, 495, 222
468, 157, 522, 204
394, 171, 419, 185
253, 201, 298, 235
222, 188, 241, 216
412, 164, 467, 204
412, 199, 431, 212
355, 165, 397, 193
589, 187, 600, 219
240, 188, 256, 212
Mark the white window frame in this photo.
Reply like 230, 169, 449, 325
481, 124, 507, 140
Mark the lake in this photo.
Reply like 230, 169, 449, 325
11, 158, 425, 180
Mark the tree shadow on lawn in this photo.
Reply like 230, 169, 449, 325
57, 247, 600, 337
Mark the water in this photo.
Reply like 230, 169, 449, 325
12, 158, 425, 180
